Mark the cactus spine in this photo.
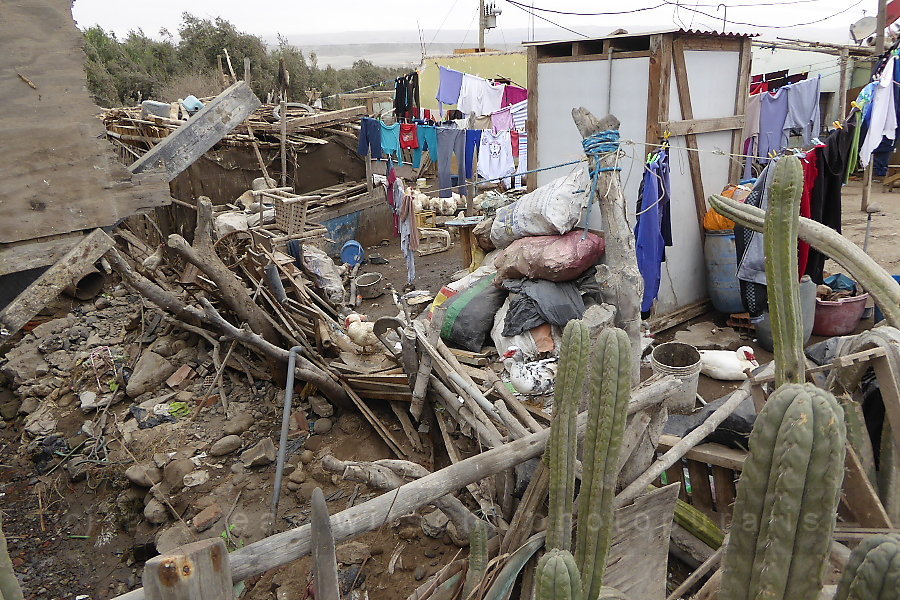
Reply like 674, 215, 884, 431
574, 326, 631, 600
545, 320, 589, 551
834, 533, 900, 600
708, 192, 900, 329
720, 383, 846, 600
462, 520, 489, 598
763, 155, 806, 386
537, 549, 583, 600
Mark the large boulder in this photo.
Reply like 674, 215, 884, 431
126, 351, 176, 398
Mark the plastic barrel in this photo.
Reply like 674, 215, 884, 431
704, 230, 744, 314
650, 342, 702, 414
340, 240, 365, 266
874, 275, 900, 323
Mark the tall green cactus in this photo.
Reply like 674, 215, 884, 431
574, 326, 630, 600
462, 520, 489, 599
763, 155, 806, 386
537, 549, 583, 600
834, 533, 900, 600
545, 320, 589, 551
708, 192, 900, 329
720, 383, 846, 600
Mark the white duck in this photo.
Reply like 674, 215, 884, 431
698, 346, 759, 381
503, 346, 558, 395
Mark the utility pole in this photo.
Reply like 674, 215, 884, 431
478, 0, 485, 52
876, 0, 887, 54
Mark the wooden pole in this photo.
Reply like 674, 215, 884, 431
837, 47, 850, 120
280, 100, 288, 188
862, 162, 873, 211
243, 57, 251, 83
143, 539, 231, 600
877, 0, 888, 55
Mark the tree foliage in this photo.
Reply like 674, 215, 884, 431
81, 13, 408, 107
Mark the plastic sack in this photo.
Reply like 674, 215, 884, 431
440, 274, 507, 352
704, 184, 751, 231
429, 250, 500, 315
214, 211, 249, 238
490, 167, 589, 249
301, 245, 345, 305
494, 230, 605, 282
473, 216, 496, 251
491, 298, 559, 360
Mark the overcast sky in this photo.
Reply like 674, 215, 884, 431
71, 0, 875, 45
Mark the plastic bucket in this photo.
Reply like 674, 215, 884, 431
340, 240, 365, 266
874, 275, 900, 323
650, 342, 702, 414
813, 293, 869, 336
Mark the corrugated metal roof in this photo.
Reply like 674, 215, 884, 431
522, 28, 757, 47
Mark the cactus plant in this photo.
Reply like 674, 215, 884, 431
708, 193, 900, 329
462, 520, 489, 599
537, 549, 583, 600
720, 383, 846, 600
763, 155, 806, 386
574, 326, 631, 600
833, 533, 900, 600
545, 320, 590, 551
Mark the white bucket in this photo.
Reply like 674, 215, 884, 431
650, 342, 701, 414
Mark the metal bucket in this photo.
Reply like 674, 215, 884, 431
650, 342, 702, 414
354, 272, 384, 299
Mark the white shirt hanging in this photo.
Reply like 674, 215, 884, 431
478, 130, 515, 186
860, 56, 897, 168
458, 74, 504, 116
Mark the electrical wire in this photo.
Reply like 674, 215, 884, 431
506, 0, 666, 17
659, 0, 865, 29
426, 0, 462, 53
515, 0, 833, 16
505, 0, 590, 38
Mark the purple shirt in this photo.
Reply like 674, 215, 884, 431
758, 88, 789, 160
436, 67, 464, 107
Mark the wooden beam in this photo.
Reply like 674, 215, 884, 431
842, 445, 893, 528
284, 106, 368, 132
658, 435, 747, 471
143, 538, 231, 600
646, 34, 673, 144
648, 299, 711, 333
732, 37, 753, 182
672, 38, 708, 233
129, 81, 261, 181
0, 232, 83, 276
661, 116, 744, 137
526, 45, 539, 191
0, 229, 113, 343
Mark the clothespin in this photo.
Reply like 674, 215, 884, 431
851, 100, 861, 109
768, 149, 779, 159
832, 120, 843, 130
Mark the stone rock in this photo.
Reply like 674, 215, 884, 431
66, 457, 90, 482
414, 565, 427, 581
152, 452, 170, 469
94, 296, 111, 310
144, 499, 169, 524
163, 458, 195, 488
297, 481, 319, 500
126, 351, 176, 398
286, 481, 300, 491
299, 450, 315, 465
338, 414, 363, 434
57, 392, 77, 408
149, 336, 178, 358
79, 391, 116, 412
288, 467, 306, 484
303, 436, 325, 452
155, 523, 193, 554
421, 510, 449, 538
313, 418, 333, 435
209, 435, 242, 456
336, 541, 371, 565
1, 345, 48, 385
17, 397, 39, 415
224, 412, 254, 435
183, 470, 209, 488
446, 522, 469, 547
125, 464, 163, 487
0, 399, 19, 420
191, 503, 222, 532
240, 437, 276, 467
45, 350, 74, 372
308, 395, 334, 418
31, 317, 69, 338
23, 404, 56, 436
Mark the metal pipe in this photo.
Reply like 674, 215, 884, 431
271, 345, 303, 525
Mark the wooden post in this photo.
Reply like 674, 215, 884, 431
143, 538, 231, 600
862, 162, 872, 211
731, 37, 753, 183
243, 57, 250, 84
364, 150, 374, 196
672, 38, 708, 234
837, 47, 850, 119
280, 100, 288, 188
215, 55, 226, 90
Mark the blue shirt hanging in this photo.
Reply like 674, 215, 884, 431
634, 148, 672, 313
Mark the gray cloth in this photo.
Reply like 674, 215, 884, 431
784, 75, 821, 145
437, 126, 466, 198
736, 162, 776, 285
758, 87, 789, 160
501, 278, 586, 336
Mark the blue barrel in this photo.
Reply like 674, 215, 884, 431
704, 230, 744, 314
340, 240, 365, 266
874, 275, 900, 323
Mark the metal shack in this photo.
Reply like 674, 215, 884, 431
526, 29, 753, 328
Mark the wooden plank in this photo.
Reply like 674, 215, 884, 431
285, 106, 367, 132
645, 34, 673, 144
604, 484, 680, 600
143, 538, 231, 600
0, 232, 83, 276
658, 435, 747, 471
526, 45, 539, 191
687, 460, 716, 518
671, 38, 707, 233
648, 299, 711, 333
536, 50, 653, 64
711, 466, 736, 526
129, 81, 262, 181
666, 461, 689, 502
660, 116, 744, 137
872, 354, 900, 458
731, 37, 753, 182
842, 444, 893, 528
679, 37, 742, 52
0, 229, 113, 343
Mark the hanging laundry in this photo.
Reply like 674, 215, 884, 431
385, 157, 402, 237
742, 93, 762, 179
757, 87, 789, 160
412, 124, 438, 168
514, 131, 528, 188
357, 117, 383, 159
510, 130, 520, 158
398, 186, 419, 285
436, 66, 464, 114
457, 73, 504, 116
470, 114, 493, 130
491, 106, 513, 133
736, 164, 775, 316
399, 123, 419, 150
501, 85, 528, 107
870, 56, 900, 177
464, 129, 482, 179
437, 126, 466, 198
380, 121, 401, 161
393, 72, 420, 118
634, 148, 672, 314
784, 75, 821, 145
860, 56, 897, 167
797, 149, 819, 277
477, 130, 515, 187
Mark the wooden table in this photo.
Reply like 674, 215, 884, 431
445, 216, 484, 271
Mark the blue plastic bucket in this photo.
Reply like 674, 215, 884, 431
340, 240, 365, 266
874, 275, 900, 323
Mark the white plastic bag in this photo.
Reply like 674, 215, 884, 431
302, 246, 345, 305
489, 167, 589, 249
491, 298, 540, 360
